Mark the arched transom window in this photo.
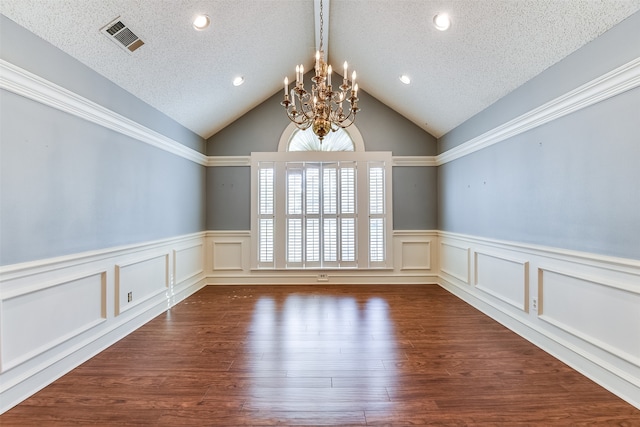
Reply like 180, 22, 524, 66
278, 123, 366, 152
288, 128, 354, 152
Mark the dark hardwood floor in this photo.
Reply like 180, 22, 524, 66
2, 285, 639, 425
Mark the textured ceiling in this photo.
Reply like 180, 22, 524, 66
1, 1, 639, 140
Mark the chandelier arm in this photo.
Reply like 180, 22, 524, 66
300, 103, 316, 120
289, 109, 311, 125
289, 88, 299, 111
333, 107, 357, 127
332, 116, 356, 129
286, 112, 312, 130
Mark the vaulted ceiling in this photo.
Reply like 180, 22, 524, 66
1, 1, 639, 140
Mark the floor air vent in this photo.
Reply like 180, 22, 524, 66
101, 17, 144, 53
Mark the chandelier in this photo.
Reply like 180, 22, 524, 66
281, 0, 359, 141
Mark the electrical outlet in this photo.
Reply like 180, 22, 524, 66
532, 298, 537, 311
127, 291, 133, 303
317, 273, 328, 282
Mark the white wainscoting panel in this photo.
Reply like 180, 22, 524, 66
437, 231, 640, 409
213, 241, 245, 271
115, 254, 169, 316
394, 231, 434, 273
439, 241, 470, 284
400, 242, 431, 271
538, 267, 640, 368
474, 251, 529, 311
0, 232, 207, 414
206, 230, 438, 284
173, 243, 204, 284
1, 271, 106, 372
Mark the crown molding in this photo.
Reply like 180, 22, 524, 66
392, 156, 438, 167
206, 156, 251, 167
3, 56, 638, 168
436, 56, 640, 165
0, 59, 208, 166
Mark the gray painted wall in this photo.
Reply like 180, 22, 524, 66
438, 86, 640, 258
206, 167, 251, 230
0, 17, 206, 266
205, 166, 439, 231
206, 73, 438, 230
207, 74, 437, 157
393, 167, 438, 230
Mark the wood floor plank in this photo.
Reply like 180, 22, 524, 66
2, 284, 638, 425
157, 409, 367, 426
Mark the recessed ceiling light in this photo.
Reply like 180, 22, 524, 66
399, 75, 411, 85
433, 13, 451, 31
193, 14, 210, 30
233, 76, 245, 86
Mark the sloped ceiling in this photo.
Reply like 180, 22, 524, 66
1, 1, 639, 140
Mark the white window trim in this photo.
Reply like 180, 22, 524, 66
251, 151, 393, 270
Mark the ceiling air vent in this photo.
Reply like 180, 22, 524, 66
101, 17, 144, 53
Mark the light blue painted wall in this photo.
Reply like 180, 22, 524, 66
437, 11, 640, 259
438, 11, 640, 154
0, 17, 206, 266
0, 15, 205, 153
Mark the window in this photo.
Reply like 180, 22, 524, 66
252, 151, 392, 269
288, 128, 355, 152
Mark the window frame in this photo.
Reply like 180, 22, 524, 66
251, 151, 393, 270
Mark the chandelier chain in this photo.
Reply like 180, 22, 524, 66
319, 0, 324, 52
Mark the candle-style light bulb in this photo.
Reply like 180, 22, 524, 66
352, 70, 357, 87
354, 83, 359, 95
300, 64, 304, 84
295, 65, 300, 84
284, 77, 288, 95
328, 65, 332, 86
343, 61, 348, 82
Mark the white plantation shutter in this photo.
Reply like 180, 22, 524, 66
286, 166, 303, 267
259, 167, 274, 215
323, 166, 337, 215
305, 165, 321, 267
339, 164, 357, 267
369, 164, 386, 265
340, 167, 356, 214
306, 218, 320, 262
323, 217, 338, 263
259, 219, 273, 263
341, 218, 356, 262
257, 164, 275, 266
252, 152, 391, 269
306, 167, 320, 214
287, 218, 302, 263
